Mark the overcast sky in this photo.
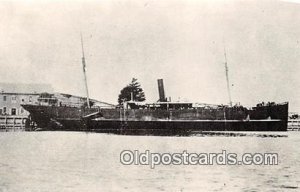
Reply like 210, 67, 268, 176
0, 0, 299, 111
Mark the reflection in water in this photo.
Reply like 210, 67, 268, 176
0, 131, 299, 191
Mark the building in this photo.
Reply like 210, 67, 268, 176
0, 83, 54, 116
0, 82, 115, 130
0, 83, 54, 129
37, 92, 115, 108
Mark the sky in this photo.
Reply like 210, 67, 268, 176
0, 0, 299, 112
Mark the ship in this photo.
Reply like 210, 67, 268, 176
22, 88, 288, 135
21, 37, 289, 135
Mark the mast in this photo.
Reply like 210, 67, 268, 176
81, 33, 91, 108
223, 45, 232, 107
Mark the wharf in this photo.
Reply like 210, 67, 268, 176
288, 119, 300, 131
0, 115, 27, 130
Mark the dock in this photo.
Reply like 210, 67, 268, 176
0, 115, 27, 131
288, 119, 300, 131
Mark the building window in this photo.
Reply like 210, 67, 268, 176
11, 96, 17, 103
11, 108, 16, 115
0, 109, 2, 115
3, 96, 6, 101
29, 96, 32, 102
3, 107, 7, 114
20, 108, 24, 114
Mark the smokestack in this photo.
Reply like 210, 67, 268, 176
157, 79, 167, 102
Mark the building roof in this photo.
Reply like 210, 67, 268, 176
0, 83, 54, 94
55, 93, 116, 107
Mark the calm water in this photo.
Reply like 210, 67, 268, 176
0, 131, 299, 192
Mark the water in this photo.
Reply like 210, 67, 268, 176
0, 131, 299, 192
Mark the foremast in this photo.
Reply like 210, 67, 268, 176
81, 33, 91, 108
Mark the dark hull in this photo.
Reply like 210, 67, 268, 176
22, 102, 289, 135
56, 119, 286, 136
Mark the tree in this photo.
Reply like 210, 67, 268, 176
118, 78, 146, 105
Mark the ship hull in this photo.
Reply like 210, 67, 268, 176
57, 119, 286, 136
22, 102, 288, 135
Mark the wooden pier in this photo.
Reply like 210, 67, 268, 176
288, 119, 300, 131
0, 115, 28, 131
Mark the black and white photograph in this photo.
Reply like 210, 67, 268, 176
0, 0, 299, 191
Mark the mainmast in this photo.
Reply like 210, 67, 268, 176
223, 45, 232, 107
81, 33, 91, 108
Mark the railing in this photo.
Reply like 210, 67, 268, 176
0, 115, 27, 131
288, 119, 300, 131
